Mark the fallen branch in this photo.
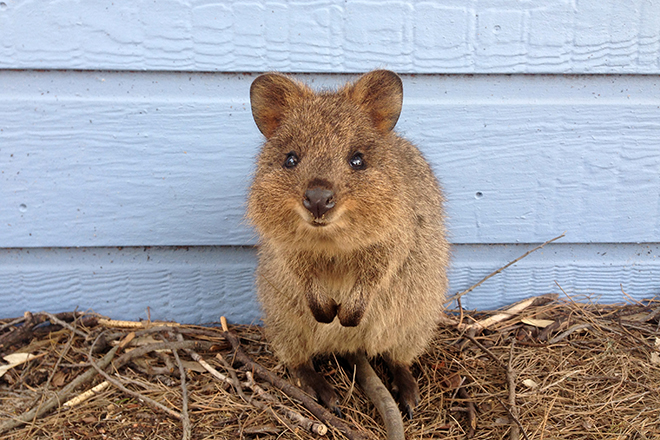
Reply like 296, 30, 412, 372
245, 371, 328, 436
42, 312, 89, 339
99, 318, 180, 328
87, 333, 183, 421
216, 352, 299, 434
220, 318, 370, 440
462, 294, 558, 332
456, 386, 476, 438
0, 311, 95, 356
0, 343, 121, 434
548, 323, 592, 344
507, 342, 520, 440
172, 347, 191, 440
63, 381, 110, 408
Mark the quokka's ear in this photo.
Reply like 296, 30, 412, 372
250, 73, 310, 139
346, 70, 403, 133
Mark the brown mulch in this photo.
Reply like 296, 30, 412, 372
1, 295, 659, 440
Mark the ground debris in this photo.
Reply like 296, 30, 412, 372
0, 295, 659, 439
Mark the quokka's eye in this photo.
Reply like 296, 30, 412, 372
349, 152, 366, 170
283, 152, 299, 169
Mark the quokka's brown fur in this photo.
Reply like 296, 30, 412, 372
247, 70, 449, 416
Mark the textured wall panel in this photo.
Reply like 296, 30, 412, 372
1, 244, 658, 323
0, 247, 262, 324
2, 71, 659, 247
0, 0, 659, 73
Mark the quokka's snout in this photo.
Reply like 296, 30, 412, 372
303, 185, 335, 220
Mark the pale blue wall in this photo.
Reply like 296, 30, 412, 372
1, 0, 659, 323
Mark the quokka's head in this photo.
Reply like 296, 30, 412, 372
247, 70, 409, 252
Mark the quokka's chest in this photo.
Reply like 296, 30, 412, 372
312, 260, 358, 300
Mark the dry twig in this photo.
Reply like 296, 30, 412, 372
217, 352, 300, 435
98, 318, 180, 328
507, 342, 520, 440
87, 333, 183, 421
245, 371, 328, 436
0, 343, 121, 434
456, 386, 476, 438
41, 312, 89, 339
62, 380, 110, 408
172, 348, 191, 440
221, 321, 370, 440
450, 233, 565, 303
462, 294, 558, 332
3, 296, 660, 439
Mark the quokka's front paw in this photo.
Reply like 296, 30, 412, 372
307, 294, 338, 324
336, 301, 366, 327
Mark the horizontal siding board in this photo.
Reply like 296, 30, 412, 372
1, 244, 658, 323
0, 0, 658, 73
0, 246, 262, 324
1, 71, 659, 247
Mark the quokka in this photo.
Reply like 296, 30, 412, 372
247, 70, 449, 418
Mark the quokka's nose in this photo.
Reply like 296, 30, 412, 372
303, 188, 335, 219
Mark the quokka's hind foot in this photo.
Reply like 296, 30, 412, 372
292, 361, 342, 417
386, 359, 421, 420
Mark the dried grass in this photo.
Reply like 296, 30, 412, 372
1, 295, 659, 440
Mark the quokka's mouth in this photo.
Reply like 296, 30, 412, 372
310, 218, 330, 227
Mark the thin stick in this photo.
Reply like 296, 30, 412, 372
536, 392, 559, 440
187, 349, 233, 386
507, 341, 520, 440
343, 363, 357, 406
462, 294, 558, 332
221, 323, 369, 440
620, 284, 645, 307
494, 396, 530, 440
547, 323, 592, 344
457, 297, 465, 329
0, 312, 94, 356
87, 333, 182, 421
26, 325, 78, 437
464, 334, 507, 370
456, 386, 476, 438
464, 335, 528, 440
0, 344, 121, 434
98, 318, 180, 328
216, 353, 300, 436
0, 316, 26, 332
0, 312, 37, 355
450, 232, 565, 303
63, 381, 111, 408
245, 371, 328, 436
189, 341, 324, 438
111, 340, 216, 370
42, 312, 89, 339
172, 348, 191, 440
